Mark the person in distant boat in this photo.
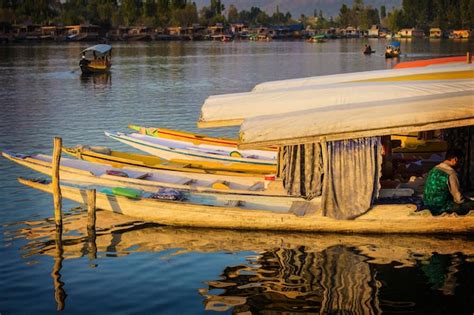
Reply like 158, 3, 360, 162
79, 54, 90, 67
423, 148, 474, 215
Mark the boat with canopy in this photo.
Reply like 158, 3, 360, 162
79, 44, 112, 74
198, 57, 474, 225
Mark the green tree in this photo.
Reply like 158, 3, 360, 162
380, 5, 386, 19
227, 4, 238, 23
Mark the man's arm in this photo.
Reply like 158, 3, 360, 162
448, 173, 465, 204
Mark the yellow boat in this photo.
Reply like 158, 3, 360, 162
63, 146, 277, 176
128, 124, 277, 151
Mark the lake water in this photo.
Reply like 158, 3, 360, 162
1, 39, 473, 314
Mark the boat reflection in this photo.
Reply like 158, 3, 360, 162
80, 72, 112, 88
5, 209, 474, 313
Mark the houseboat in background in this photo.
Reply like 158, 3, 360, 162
66, 24, 100, 41
397, 28, 425, 38
450, 29, 471, 39
429, 28, 442, 38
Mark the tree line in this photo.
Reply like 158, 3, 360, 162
0, 0, 473, 31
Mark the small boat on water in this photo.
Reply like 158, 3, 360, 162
3, 151, 299, 211
128, 124, 277, 151
385, 41, 401, 59
306, 34, 326, 43
62, 146, 277, 175
105, 131, 277, 167
79, 44, 112, 74
18, 178, 474, 234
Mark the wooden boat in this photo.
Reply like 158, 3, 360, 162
19, 211, 474, 263
385, 41, 401, 59
128, 124, 276, 151
105, 131, 277, 167
306, 35, 326, 43
3, 152, 300, 211
79, 44, 112, 74
18, 178, 474, 234
62, 146, 277, 175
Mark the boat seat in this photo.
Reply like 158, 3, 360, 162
175, 178, 196, 186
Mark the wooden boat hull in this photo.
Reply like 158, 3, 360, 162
128, 124, 277, 151
80, 64, 111, 74
20, 211, 474, 263
19, 178, 474, 234
385, 51, 400, 59
62, 146, 276, 175
105, 131, 277, 168
3, 152, 296, 211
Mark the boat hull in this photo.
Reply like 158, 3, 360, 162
80, 64, 111, 74
106, 132, 277, 168
19, 178, 474, 234
62, 146, 276, 175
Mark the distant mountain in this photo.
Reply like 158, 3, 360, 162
193, 0, 402, 18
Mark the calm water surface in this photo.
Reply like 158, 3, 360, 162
1, 39, 474, 314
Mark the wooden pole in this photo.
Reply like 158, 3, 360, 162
87, 189, 96, 231
87, 189, 97, 260
52, 137, 62, 227
467, 52, 472, 64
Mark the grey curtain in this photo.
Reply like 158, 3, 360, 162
281, 143, 323, 199
322, 137, 382, 220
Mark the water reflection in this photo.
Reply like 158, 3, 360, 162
80, 72, 112, 88
4, 209, 474, 313
201, 246, 381, 313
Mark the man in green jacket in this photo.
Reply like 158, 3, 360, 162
423, 149, 474, 215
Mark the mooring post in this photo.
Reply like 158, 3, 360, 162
52, 137, 62, 227
467, 51, 472, 64
87, 189, 97, 260
87, 189, 96, 231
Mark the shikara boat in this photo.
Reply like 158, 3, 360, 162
62, 146, 277, 175
18, 178, 474, 234
105, 131, 277, 167
19, 211, 474, 263
3, 152, 300, 211
128, 124, 276, 151
385, 41, 401, 59
3, 150, 297, 204
79, 44, 112, 74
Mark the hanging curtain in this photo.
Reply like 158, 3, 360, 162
321, 137, 382, 220
281, 143, 323, 199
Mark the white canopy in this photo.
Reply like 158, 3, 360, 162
198, 64, 474, 128
81, 44, 112, 58
238, 91, 474, 148
198, 64, 474, 127
252, 62, 471, 92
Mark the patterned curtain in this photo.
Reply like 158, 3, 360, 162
321, 137, 382, 220
281, 143, 323, 200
